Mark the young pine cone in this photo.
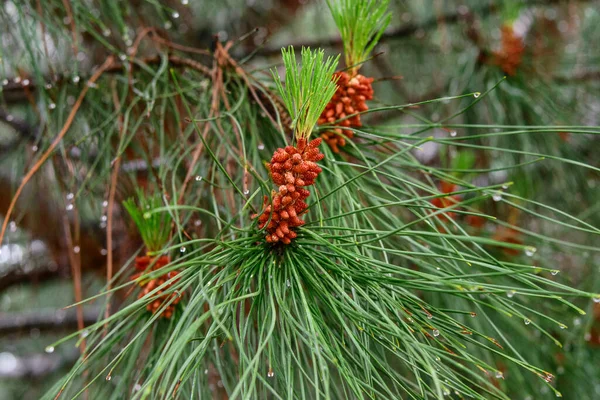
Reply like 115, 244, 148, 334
318, 71, 374, 153
256, 138, 324, 244
492, 25, 525, 76
133, 255, 182, 319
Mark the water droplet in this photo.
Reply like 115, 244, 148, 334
525, 247, 536, 257
106, 374, 112, 381
501, 184, 508, 190
267, 368, 274, 378
542, 373, 554, 383
426, 314, 433, 320
164, 21, 172, 29
102, 28, 111, 37
573, 317, 581, 326
470, 312, 477, 318
172, 12, 179, 18
66, 193, 74, 200
6, 115, 14, 122
258, 143, 265, 150
182, 0, 189, 4
558, 324, 567, 330
143, 212, 151, 219
432, 329, 440, 337
45, 346, 55, 353
180, 247, 186, 253
584, 332, 592, 341
22, 79, 30, 86
506, 290, 516, 298
72, 76, 80, 83
134, 383, 142, 391
556, 392, 562, 398
32, 145, 38, 152
524, 318, 531, 325
286, 279, 291, 287
14, 77, 21, 84
449, 131, 457, 137
49, 103, 56, 110
495, 371, 504, 379
204, 369, 208, 374
81, 329, 89, 338
45, 82, 53, 89
492, 192, 502, 202
551, 270, 559, 276
100, 249, 107, 255
195, 176, 202, 181
73, 246, 80, 254
243, 189, 250, 195
102, 200, 109, 207
2, 79, 8, 85
9, 221, 17, 233
119, 53, 127, 61
473, 92, 481, 98
593, 296, 600, 303
66, 204, 74, 211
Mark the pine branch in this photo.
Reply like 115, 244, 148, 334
255, 3, 497, 57
0, 307, 100, 335
1, 54, 211, 104
0, 263, 65, 292
0, 350, 80, 379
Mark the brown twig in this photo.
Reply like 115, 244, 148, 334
61, 0, 79, 58
104, 79, 125, 322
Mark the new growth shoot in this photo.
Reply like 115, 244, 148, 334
123, 190, 171, 254
272, 46, 339, 140
326, 0, 391, 75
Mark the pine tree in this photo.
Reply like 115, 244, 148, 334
0, 1, 599, 399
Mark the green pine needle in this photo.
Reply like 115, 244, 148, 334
272, 46, 339, 140
122, 190, 172, 254
326, 0, 391, 73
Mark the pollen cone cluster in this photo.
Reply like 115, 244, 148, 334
134, 255, 182, 319
492, 25, 526, 76
318, 71, 374, 153
256, 138, 324, 244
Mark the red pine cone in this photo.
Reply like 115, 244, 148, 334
492, 25, 525, 76
492, 226, 523, 257
318, 71, 374, 153
255, 138, 324, 244
430, 181, 461, 222
133, 255, 182, 319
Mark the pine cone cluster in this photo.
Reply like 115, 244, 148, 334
256, 138, 324, 244
318, 71, 374, 153
134, 255, 182, 319
492, 25, 526, 76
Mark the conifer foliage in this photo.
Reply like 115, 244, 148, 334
0, 1, 599, 400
